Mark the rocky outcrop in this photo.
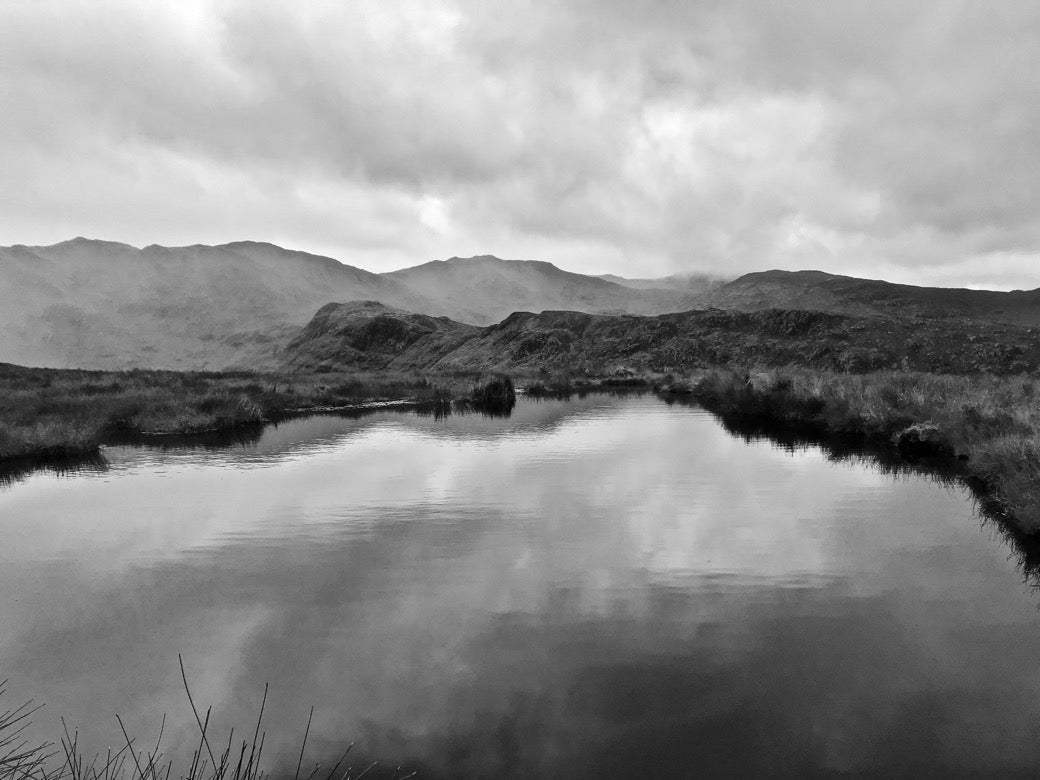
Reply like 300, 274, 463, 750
282, 301, 479, 371
280, 302, 1040, 377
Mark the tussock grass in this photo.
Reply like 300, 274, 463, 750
685, 367, 1040, 532
0, 365, 473, 464
469, 375, 516, 415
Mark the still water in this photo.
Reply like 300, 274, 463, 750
3, 395, 1040, 777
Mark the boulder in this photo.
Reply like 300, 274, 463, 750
892, 423, 953, 458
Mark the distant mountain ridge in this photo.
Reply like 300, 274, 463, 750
700, 269, 1040, 326
3, 237, 1040, 371
595, 272, 724, 292
0, 238, 428, 369
384, 254, 713, 324
0, 239, 711, 369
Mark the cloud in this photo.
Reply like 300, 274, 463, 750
1, 0, 1039, 286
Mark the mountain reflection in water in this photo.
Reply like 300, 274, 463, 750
2, 395, 1040, 778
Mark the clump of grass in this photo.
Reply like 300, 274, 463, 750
973, 436, 1040, 523
0, 420, 101, 461
470, 375, 516, 415
1, 679, 52, 779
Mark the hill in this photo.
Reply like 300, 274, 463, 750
280, 301, 1040, 376
0, 239, 433, 370
281, 301, 479, 371
699, 270, 1040, 326
384, 255, 706, 324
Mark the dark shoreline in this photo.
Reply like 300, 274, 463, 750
675, 368, 1040, 542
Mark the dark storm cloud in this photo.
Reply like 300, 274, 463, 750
1, 0, 1038, 285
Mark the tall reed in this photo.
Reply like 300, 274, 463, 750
0, 658, 415, 780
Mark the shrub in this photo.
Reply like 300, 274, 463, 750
471, 375, 516, 415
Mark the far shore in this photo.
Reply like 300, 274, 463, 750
3, 362, 1040, 538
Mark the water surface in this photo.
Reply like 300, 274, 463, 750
2, 395, 1040, 777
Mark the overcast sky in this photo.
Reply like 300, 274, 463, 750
2, 1, 1039, 287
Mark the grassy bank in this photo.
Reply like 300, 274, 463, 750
680, 367, 1040, 533
0, 364, 481, 463
7, 361, 1040, 537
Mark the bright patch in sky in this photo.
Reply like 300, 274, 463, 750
2, 1, 1039, 287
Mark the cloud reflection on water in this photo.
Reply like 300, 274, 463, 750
2, 395, 1039, 776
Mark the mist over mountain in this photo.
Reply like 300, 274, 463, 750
0, 238, 431, 369
384, 255, 711, 324
595, 273, 724, 293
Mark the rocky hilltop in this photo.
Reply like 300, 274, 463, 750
282, 301, 479, 371
279, 301, 1040, 376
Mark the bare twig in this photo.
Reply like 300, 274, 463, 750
293, 708, 313, 780
179, 655, 218, 773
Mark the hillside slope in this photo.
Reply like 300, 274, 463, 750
699, 270, 1040, 325
0, 239, 433, 370
281, 302, 1040, 376
281, 301, 479, 371
384, 255, 705, 324
0, 242, 712, 370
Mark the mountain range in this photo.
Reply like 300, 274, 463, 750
0, 239, 715, 369
2, 238, 1039, 372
